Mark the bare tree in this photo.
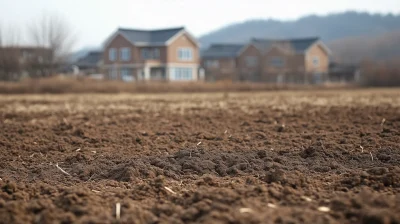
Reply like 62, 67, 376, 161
28, 13, 76, 77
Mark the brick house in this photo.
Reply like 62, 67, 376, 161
102, 27, 200, 82
0, 46, 53, 80
201, 43, 261, 82
251, 37, 331, 84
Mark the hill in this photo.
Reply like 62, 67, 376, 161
328, 31, 400, 63
199, 11, 400, 47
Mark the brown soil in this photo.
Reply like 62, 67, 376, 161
0, 89, 400, 224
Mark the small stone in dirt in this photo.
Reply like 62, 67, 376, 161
277, 125, 285, 132
267, 203, 277, 209
301, 196, 312, 202
239, 208, 254, 213
318, 206, 331, 212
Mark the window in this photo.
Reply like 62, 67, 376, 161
178, 48, 193, 61
108, 68, 118, 80
170, 67, 193, 81
141, 49, 149, 59
205, 60, 219, 68
120, 48, 131, 61
270, 57, 284, 67
153, 49, 160, 59
312, 56, 319, 67
109, 48, 117, 61
121, 68, 134, 82
141, 48, 160, 59
245, 56, 258, 67
22, 51, 32, 59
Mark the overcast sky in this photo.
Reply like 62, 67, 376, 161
0, 0, 399, 50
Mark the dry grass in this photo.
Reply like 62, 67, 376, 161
0, 76, 357, 94
1, 89, 400, 117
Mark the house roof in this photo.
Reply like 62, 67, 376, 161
75, 51, 102, 67
201, 44, 246, 58
116, 27, 185, 45
251, 37, 320, 54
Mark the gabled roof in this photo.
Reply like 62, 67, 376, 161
75, 51, 102, 67
103, 26, 198, 47
201, 44, 246, 59
118, 27, 184, 45
251, 37, 321, 54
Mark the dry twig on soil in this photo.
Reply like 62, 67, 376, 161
55, 163, 71, 176
164, 186, 177, 195
116, 203, 121, 220
239, 208, 254, 213
318, 206, 330, 212
301, 196, 312, 202
381, 118, 386, 127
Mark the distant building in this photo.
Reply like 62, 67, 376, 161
201, 37, 332, 84
252, 37, 331, 84
0, 46, 53, 80
328, 62, 360, 83
74, 51, 103, 76
201, 43, 260, 82
102, 27, 201, 82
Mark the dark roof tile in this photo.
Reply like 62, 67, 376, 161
201, 44, 246, 58
251, 37, 320, 54
76, 51, 102, 66
118, 27, 185, 45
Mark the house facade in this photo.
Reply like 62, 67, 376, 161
0, 46, 53, 81
201, 44, 261, 82
102, 27, 200, 82
252, 37, 331, 84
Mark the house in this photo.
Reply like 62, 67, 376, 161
251, 37, 331, 84
74, 51, 103, 75
102, 27, 200, 82
0, 46, 53, 81
201, 43, 261, 82
201, 44, 244, 81
328, 62, 360, 83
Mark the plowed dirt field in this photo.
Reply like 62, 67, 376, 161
0, 89, 399, 224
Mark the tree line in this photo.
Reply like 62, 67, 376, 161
0, 13, 76, 81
